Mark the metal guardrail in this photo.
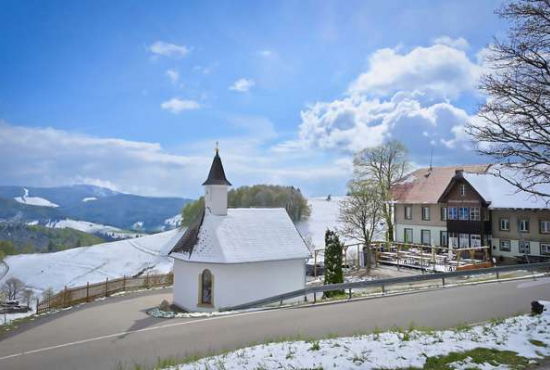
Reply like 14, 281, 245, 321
221, 262, 550, 311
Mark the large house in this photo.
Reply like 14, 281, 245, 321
167, 149, 311, 312
392, 165, 490, 247
392, 165, 550, 263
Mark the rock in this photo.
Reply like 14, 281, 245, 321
159, 299, 171, 312
532, 301, 545, 315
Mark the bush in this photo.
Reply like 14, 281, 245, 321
323, 229, 344, 298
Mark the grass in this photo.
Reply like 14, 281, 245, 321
422, 348, 530, 370
529, 339, 547, 347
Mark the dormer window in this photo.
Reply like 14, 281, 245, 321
459, 184, 466, 196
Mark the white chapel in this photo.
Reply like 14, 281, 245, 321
168, 148, 311, 312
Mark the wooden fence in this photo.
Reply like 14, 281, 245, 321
36, 272, 173, 314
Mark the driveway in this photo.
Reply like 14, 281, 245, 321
1, 278, 550, 370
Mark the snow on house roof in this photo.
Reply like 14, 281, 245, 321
170, 208, 311, 264
391, 164, 491, 204
463, 172, 550, 210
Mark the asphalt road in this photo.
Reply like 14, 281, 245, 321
1, 278, 550, 370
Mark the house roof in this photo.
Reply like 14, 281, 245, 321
202, 151, 232, 186
462, 172, 550, 210
169, 208, 311, 263
391, 164, 491, 204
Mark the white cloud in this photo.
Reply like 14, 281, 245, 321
348, 43, 482, 99
274, 92, 475, 154
257, 50, 275, 58
0, 121, 352, 197
166, 69, 179, 84
229, 78, 255, 92
161, 98, 201, 114
432, 36, 469, 50
148, 41, 190, 57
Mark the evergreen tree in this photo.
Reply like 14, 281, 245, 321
323, 229, 344, 297
47, 241, 56, 252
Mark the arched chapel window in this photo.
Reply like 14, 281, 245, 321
201, 269, 212, 304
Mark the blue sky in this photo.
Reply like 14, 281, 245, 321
0, 0, 507, 198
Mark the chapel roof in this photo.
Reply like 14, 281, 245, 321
169, 208, 311, 263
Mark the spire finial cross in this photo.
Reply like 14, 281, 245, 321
215, 141, 219, 154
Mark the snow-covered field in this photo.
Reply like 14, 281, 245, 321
297, 196, 347, 250
2, 229, 183, 295
166, 302, 550, 370
14, 188, 59, 208
45, 219, 145, 239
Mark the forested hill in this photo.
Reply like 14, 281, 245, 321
182, 185, 311, 226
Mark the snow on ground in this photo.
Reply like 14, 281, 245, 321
1, 228, 184, 295
164, 214, 182, 228
45, 219, 145, 239
167, 302, 550, 370
82, 197, 97, 202
0, 306, 36, 325
14, 188, 59, 208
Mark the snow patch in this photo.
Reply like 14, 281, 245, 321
45, 219, 145, 240
3, 228, 184, 294
82, 197, 97, 202
164, 214, 182, 228
14, 188, 59, 208
167, 302, 550, 370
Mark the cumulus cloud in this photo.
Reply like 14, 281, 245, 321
432, 36, 469, 50
166, 69, 179, 84
274, 93, 475, 154
348, 43, 482, 99
229, 78, 255, 92
274, 37, 484, 168
148, 41, 190, 57
161, 98, 201, 114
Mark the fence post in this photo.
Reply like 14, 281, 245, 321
382, 284, 386, 294
496, 271, 500, 280
105, 278, 109, 297
86, 282, 90, 302
35, 298, 39, 314
123, 275, 126, 292
313, 292, 317, 304
145, 273, 149, 289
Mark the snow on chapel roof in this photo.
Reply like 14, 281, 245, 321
170, 208, 311, 263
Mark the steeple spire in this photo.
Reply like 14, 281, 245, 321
202, 145, 232, 186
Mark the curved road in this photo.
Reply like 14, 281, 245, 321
1, 278, 550, 370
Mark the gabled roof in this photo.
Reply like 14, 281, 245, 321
202, 151, 232, 186
169, 207, 205, 256
462, 172, 550, 210
170, 208, 311, 263
391, 164, 491, 204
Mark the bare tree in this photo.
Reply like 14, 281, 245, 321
42, 287, 55, 301
338, 180, 384, 271
467, 0, 550, 199
1, 277, 25, 301
21, 289, 34, 307
353, 140, 410, 241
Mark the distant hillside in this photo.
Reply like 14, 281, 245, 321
0, 185, 192, 232
0, 223, 106, 254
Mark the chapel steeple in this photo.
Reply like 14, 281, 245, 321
203, 143, 231, 215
